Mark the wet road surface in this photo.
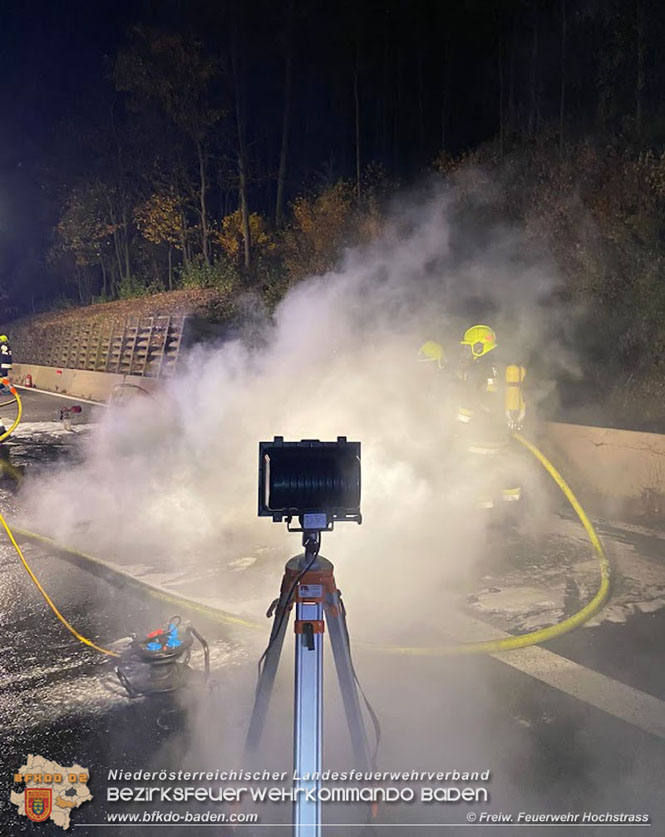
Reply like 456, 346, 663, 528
1, 390, 664, 836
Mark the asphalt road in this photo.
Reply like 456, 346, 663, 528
1, 389, 664, 836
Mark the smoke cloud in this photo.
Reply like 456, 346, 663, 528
22, 177, 564, 639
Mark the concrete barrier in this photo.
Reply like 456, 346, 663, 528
538, 421, 665, 518
9, 362, 665, 518
10, 363, 162, 403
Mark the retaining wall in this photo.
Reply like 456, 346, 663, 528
536, 421, 665, 518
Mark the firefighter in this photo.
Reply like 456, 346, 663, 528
418, 324, 526, 509
0, 335, 12, 378
0, 335, 12, 395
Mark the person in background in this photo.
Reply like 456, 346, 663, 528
418, 324, 526, 510
0, 335, 12, 379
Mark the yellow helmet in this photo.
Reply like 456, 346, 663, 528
460, 324, 497, 359
0, 336, 7, 343
417, 340, 445, 367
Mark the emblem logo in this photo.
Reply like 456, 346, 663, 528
26, 788, 52, 822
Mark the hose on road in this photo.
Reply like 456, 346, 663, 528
6, 397, 611, 656
355, 431, 611, 656
0, 379, 22, 443
0, 384, 120, 658
0, 379, 612, 656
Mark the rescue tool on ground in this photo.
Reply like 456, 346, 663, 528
115, 616, 210, 698
59, 404, 83, 431
249, 437, 378, 837
419, 324, 527, 509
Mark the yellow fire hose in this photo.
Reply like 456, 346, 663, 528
0, 383, 119, 657
1, 383, 611, 658
0, 379, 22, 442
356, 431, 611, 656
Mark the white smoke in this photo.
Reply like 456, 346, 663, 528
21, 178, 563, 641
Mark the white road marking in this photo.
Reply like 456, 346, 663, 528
451, 612, 665, 740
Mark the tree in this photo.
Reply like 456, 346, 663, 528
215, 209, 272, 264
560, 0, 567, 154
115, 28, 225, 266
134, 191, 188, 289
275, 0, 296, 228
280, 181, 355, 280
635, 0, 645, 139
230, 32, 252, 271
53, 181, 115, 301
529, 6, 540, 135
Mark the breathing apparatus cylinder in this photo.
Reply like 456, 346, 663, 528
505, 364, 526, 428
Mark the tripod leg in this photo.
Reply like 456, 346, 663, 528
245, 595, 291, 754
324, 592, 372, 772
293, 599, 323, 837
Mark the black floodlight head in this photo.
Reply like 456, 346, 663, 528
258, 437, 362, 531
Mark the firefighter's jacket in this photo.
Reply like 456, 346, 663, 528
0, 342, 12, 372
454, 353, 525, 450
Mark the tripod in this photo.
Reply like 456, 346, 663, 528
245, 530, 372, 836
